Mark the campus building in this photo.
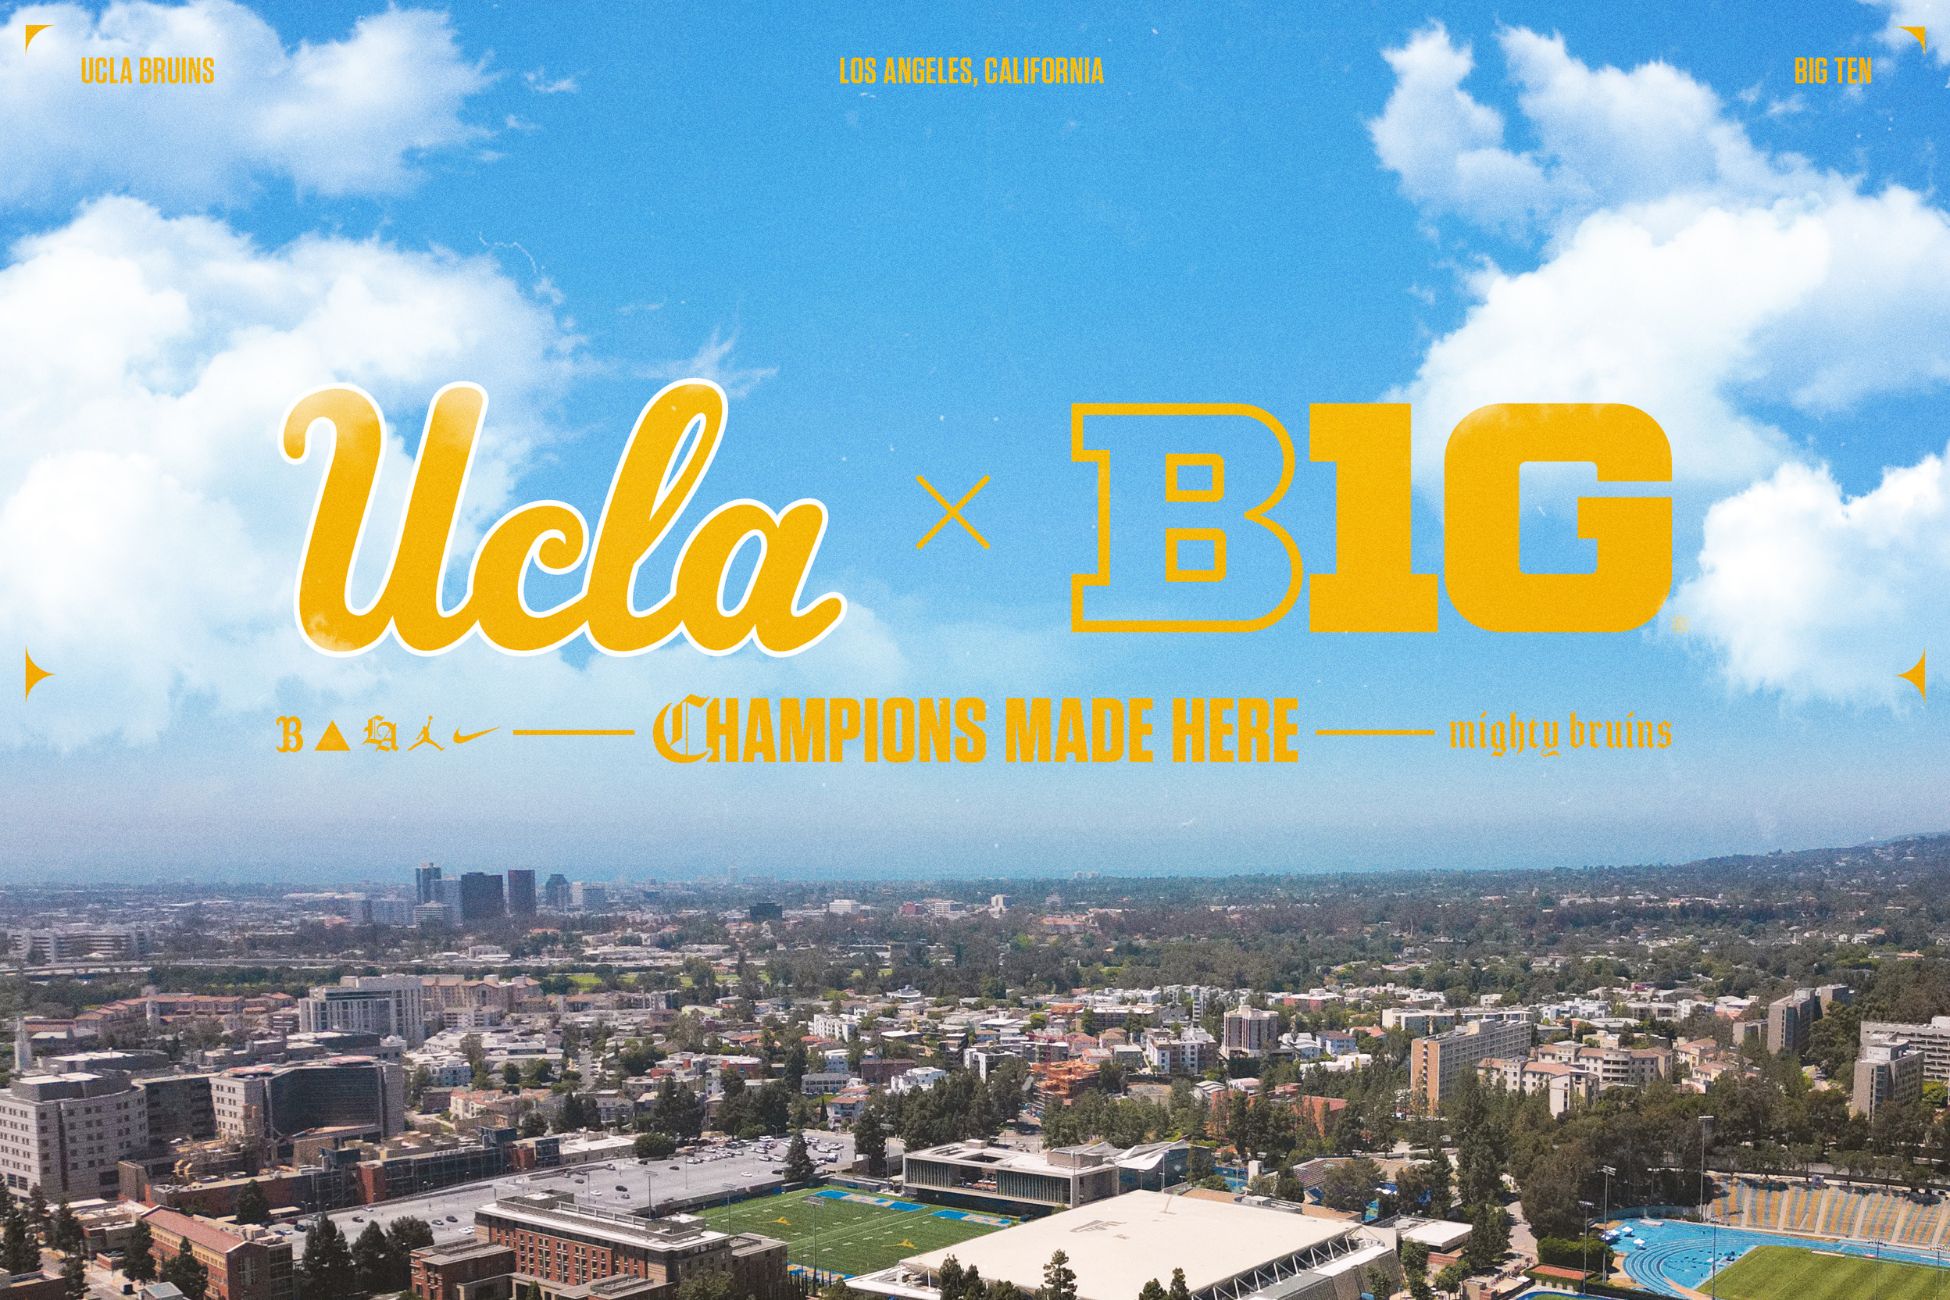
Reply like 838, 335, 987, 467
852, 1190, 1395, 1300
412, 1192, 787, 1300
212, 1057, 405, 1147
1408, 1018, 1533, 1113
0, 1070, 147, 1199
902, 1140, 1124, 1218
1860, 1016, 1950, 1085
1853, 1036, 1925, 1117
140, 1207, 295, 1300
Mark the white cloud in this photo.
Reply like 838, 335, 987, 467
638, 328, 778, 398
0, 198, 575, 747
1369, 24, 1818, 238
1676, 451, 1949, 704
1860, 0, 1950, 64
0, 1, 489, 205
1375, 24, 1950, 703
1368, 24, 1549, 232
523, 67, 579, 95
0, 201, 916, 751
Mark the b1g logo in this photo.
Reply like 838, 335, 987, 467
1071, 402, 1672, 634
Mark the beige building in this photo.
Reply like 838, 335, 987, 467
1409, 1019, 1533, 1113
1852, 1036, 1924, 1118
0, 1070, 148, 1200
1222, 1006, 1280, 1057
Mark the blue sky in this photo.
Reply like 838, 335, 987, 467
1, 1, 1946, 880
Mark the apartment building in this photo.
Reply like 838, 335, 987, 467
299, 975, 426, 1047
1853, 1036, 1925, 1118
1476, 1057, 1594, 1117
1860, 1016, 1950, 1085
1222, 1006, 1280, 1057
1408, 1019, 1534, 1113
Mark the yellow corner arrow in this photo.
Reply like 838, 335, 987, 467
23, 649, 51, 700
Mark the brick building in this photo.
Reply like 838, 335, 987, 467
140, 1207, 295, 1300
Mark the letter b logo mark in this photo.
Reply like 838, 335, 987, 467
1070, 403, 1302, 632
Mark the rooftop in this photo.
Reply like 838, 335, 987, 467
885, 1191, 1358, 1300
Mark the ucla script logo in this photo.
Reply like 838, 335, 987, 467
282, 380, 846, 659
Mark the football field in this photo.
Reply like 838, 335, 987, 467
698, 1187, 1012, 1278
1710, 1244, 1948, 1300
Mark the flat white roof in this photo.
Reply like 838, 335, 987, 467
903, 1191, 1353, 1300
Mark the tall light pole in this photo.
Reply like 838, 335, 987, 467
1580, 1200, 1596, 1297
1700, 1115, 1718, 1299
1600, 1165, 1616, 1285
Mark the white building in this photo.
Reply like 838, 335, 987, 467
0, 1071, 148, 1200
299, 975, 427, 1047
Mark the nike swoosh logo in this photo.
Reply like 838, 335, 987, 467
452, 727, 498, 745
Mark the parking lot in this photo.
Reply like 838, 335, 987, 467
284, 1132, 862, 1258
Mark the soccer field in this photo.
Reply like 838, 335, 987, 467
1711, 1244, 1949, 1300
698, 1187, 1011, 1278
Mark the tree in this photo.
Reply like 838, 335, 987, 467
785, 1133, 816, 1184
635, 1130, 677, 1160
50, 1200, 81, 1254
1399, 1239, 1430, 1285
1137, 1281, 1168, 1300
502, 1061, 524, 1088
1319, 1157, 1383, 1214
653, 1080, 705, 1139
162, 1249, 209, 1300
674, 1273, 737, 1300
234, 1179, 271, 1226
1038, 1250, 1078, 1300
1166, 1267, 1192, 1300
2, 1215, 38, 1274
61, 1252, 85, 1300
353, 1220, 395, 1294
1462, 1202, 1509, 1272
299, 1214, 356, 1300
385, 1215, 435, 1287
25, 1185, 46, 1230
855, 1101, 888, 1177
518, 1110, 549, 1139
125, 1218, 157, 1283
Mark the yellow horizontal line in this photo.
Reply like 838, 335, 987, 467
511, 728, 638, 738
1314, 728, 1436, 738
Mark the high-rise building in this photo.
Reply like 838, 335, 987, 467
1222, 1006, 1280, 1057
0, 1070, 149, 1199
212, 1057, 405, 1144
570, 881, 609, 912
1861, 1016, 1950, 1084
136, 1073, 217, 1143
1409, 1018, 1534, 1113
458, 872, 506, 924
414, 862, 443, 905
1853, 1036, 1925, 1117
542, 874, 571, 910
1766, 989, 1823, 1057
299, 975, 426, 1047
505, 869, 537, 918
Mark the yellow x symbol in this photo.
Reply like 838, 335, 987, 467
915, 475, 991, 550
